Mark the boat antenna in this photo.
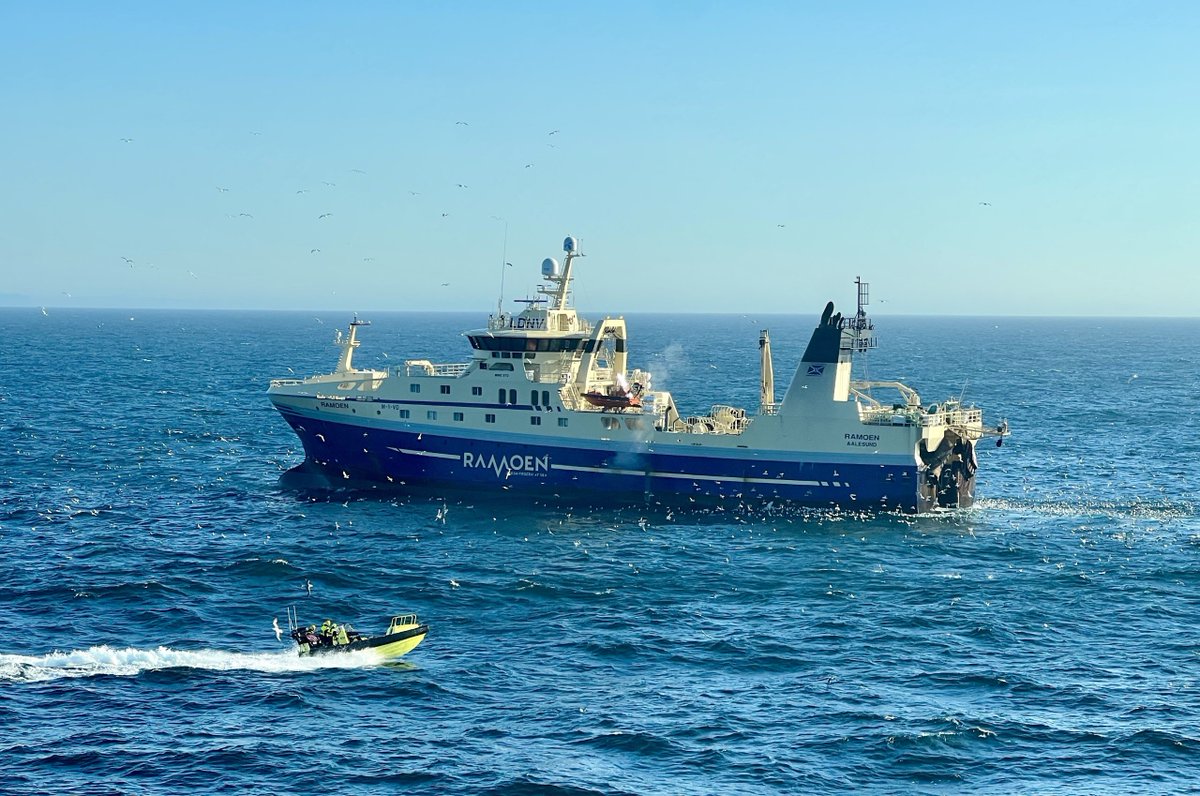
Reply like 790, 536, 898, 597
495, 218, 509, 317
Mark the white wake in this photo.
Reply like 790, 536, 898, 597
0, 645, 382, 683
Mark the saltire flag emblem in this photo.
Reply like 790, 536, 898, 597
806, 364, 825, 376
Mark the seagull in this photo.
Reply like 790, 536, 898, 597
120, 137, 134, 143
322, 181, 336, 187
216, 187, 229, 192
121, 256, 134, 264
777, 224, 786, 228
310, 248, 321, 254
441, 212, 449, 217
409, 191, 420, 196
188, 270, 198, 279
40, 307, 48, 316
524, 164, 533, 168
250, 131, 262, 136
548, 130, 559, 135
455, 121, 469, 126
350, 168, 366, 174
456, 183, 468, 188
305, 579, 313, 596
363, 257, 375, 262
238, 213, 253, 218
318, 213, 332, 219
441, 282, 450, 286
979, 201, 992, 206
272, 618, 282, 641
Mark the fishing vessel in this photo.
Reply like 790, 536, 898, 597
288, 609, 428, 660
267, 236, 1008, 512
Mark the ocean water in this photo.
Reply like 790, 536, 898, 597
2, 308, 1198, 795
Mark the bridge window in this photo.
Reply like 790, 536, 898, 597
472, 386, 482, 396
498, 389, 507, 404
410, 384, 420, 393
509, 389, 517, 405
531, 390, 539, 405
542, 390, 550, 406
530, 416, 542, 426
440, 385, 450, 395
558, 417, 568, 427
398, 409, 410, 419
485, 413, 496, 423
601, 417, 620, 430
453, 412, 464, 422
426, 410, 437, 420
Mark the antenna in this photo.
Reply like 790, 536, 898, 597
495, 219, 509, 317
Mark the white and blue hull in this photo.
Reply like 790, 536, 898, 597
273, 402, 924, 511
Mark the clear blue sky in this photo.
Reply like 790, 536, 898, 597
2, 2, 1196, 316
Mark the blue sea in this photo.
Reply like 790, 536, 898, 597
2, 308, 1198, 795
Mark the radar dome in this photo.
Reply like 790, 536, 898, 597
563, 236, 578, 253
541, 257, 561, 278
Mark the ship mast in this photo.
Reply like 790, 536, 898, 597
541, 236, 581, 311
759, 329, 775, 412
334, 315, 370, 374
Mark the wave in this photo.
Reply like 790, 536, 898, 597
0, 645, 382, 683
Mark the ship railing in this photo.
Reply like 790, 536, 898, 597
678, 405, 750, 435
270, 378, 306, 387
918, 404, 983, 428
759, 401, 781, 416
859, 405, 920, 426
402, 360, 471, 377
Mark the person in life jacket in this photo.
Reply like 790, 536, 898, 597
320, 619, 335, 644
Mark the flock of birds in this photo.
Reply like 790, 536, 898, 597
94, 125, 1002, 313
111, 122, 578, 286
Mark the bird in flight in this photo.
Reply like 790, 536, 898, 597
216, 187, 229, 192
441, 212, 449, 217
318, 213, 332, 219
250, 131, 263, 136
310, 248, 321, 254
525, 164, 533, 168
979, 201, 992, 206
456, 183, 468, 188
120, 137, 134, 143
350, 168, 366, 174
548, 130, 559, 135
777, 224, 786, 228
296, 189, 308, 194
121, 256, 133, 264
238, 213, 253, 218
441, 282, 450, 287
455, 121, 469, 126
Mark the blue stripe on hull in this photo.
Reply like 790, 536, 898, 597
278, 411, 920, 512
